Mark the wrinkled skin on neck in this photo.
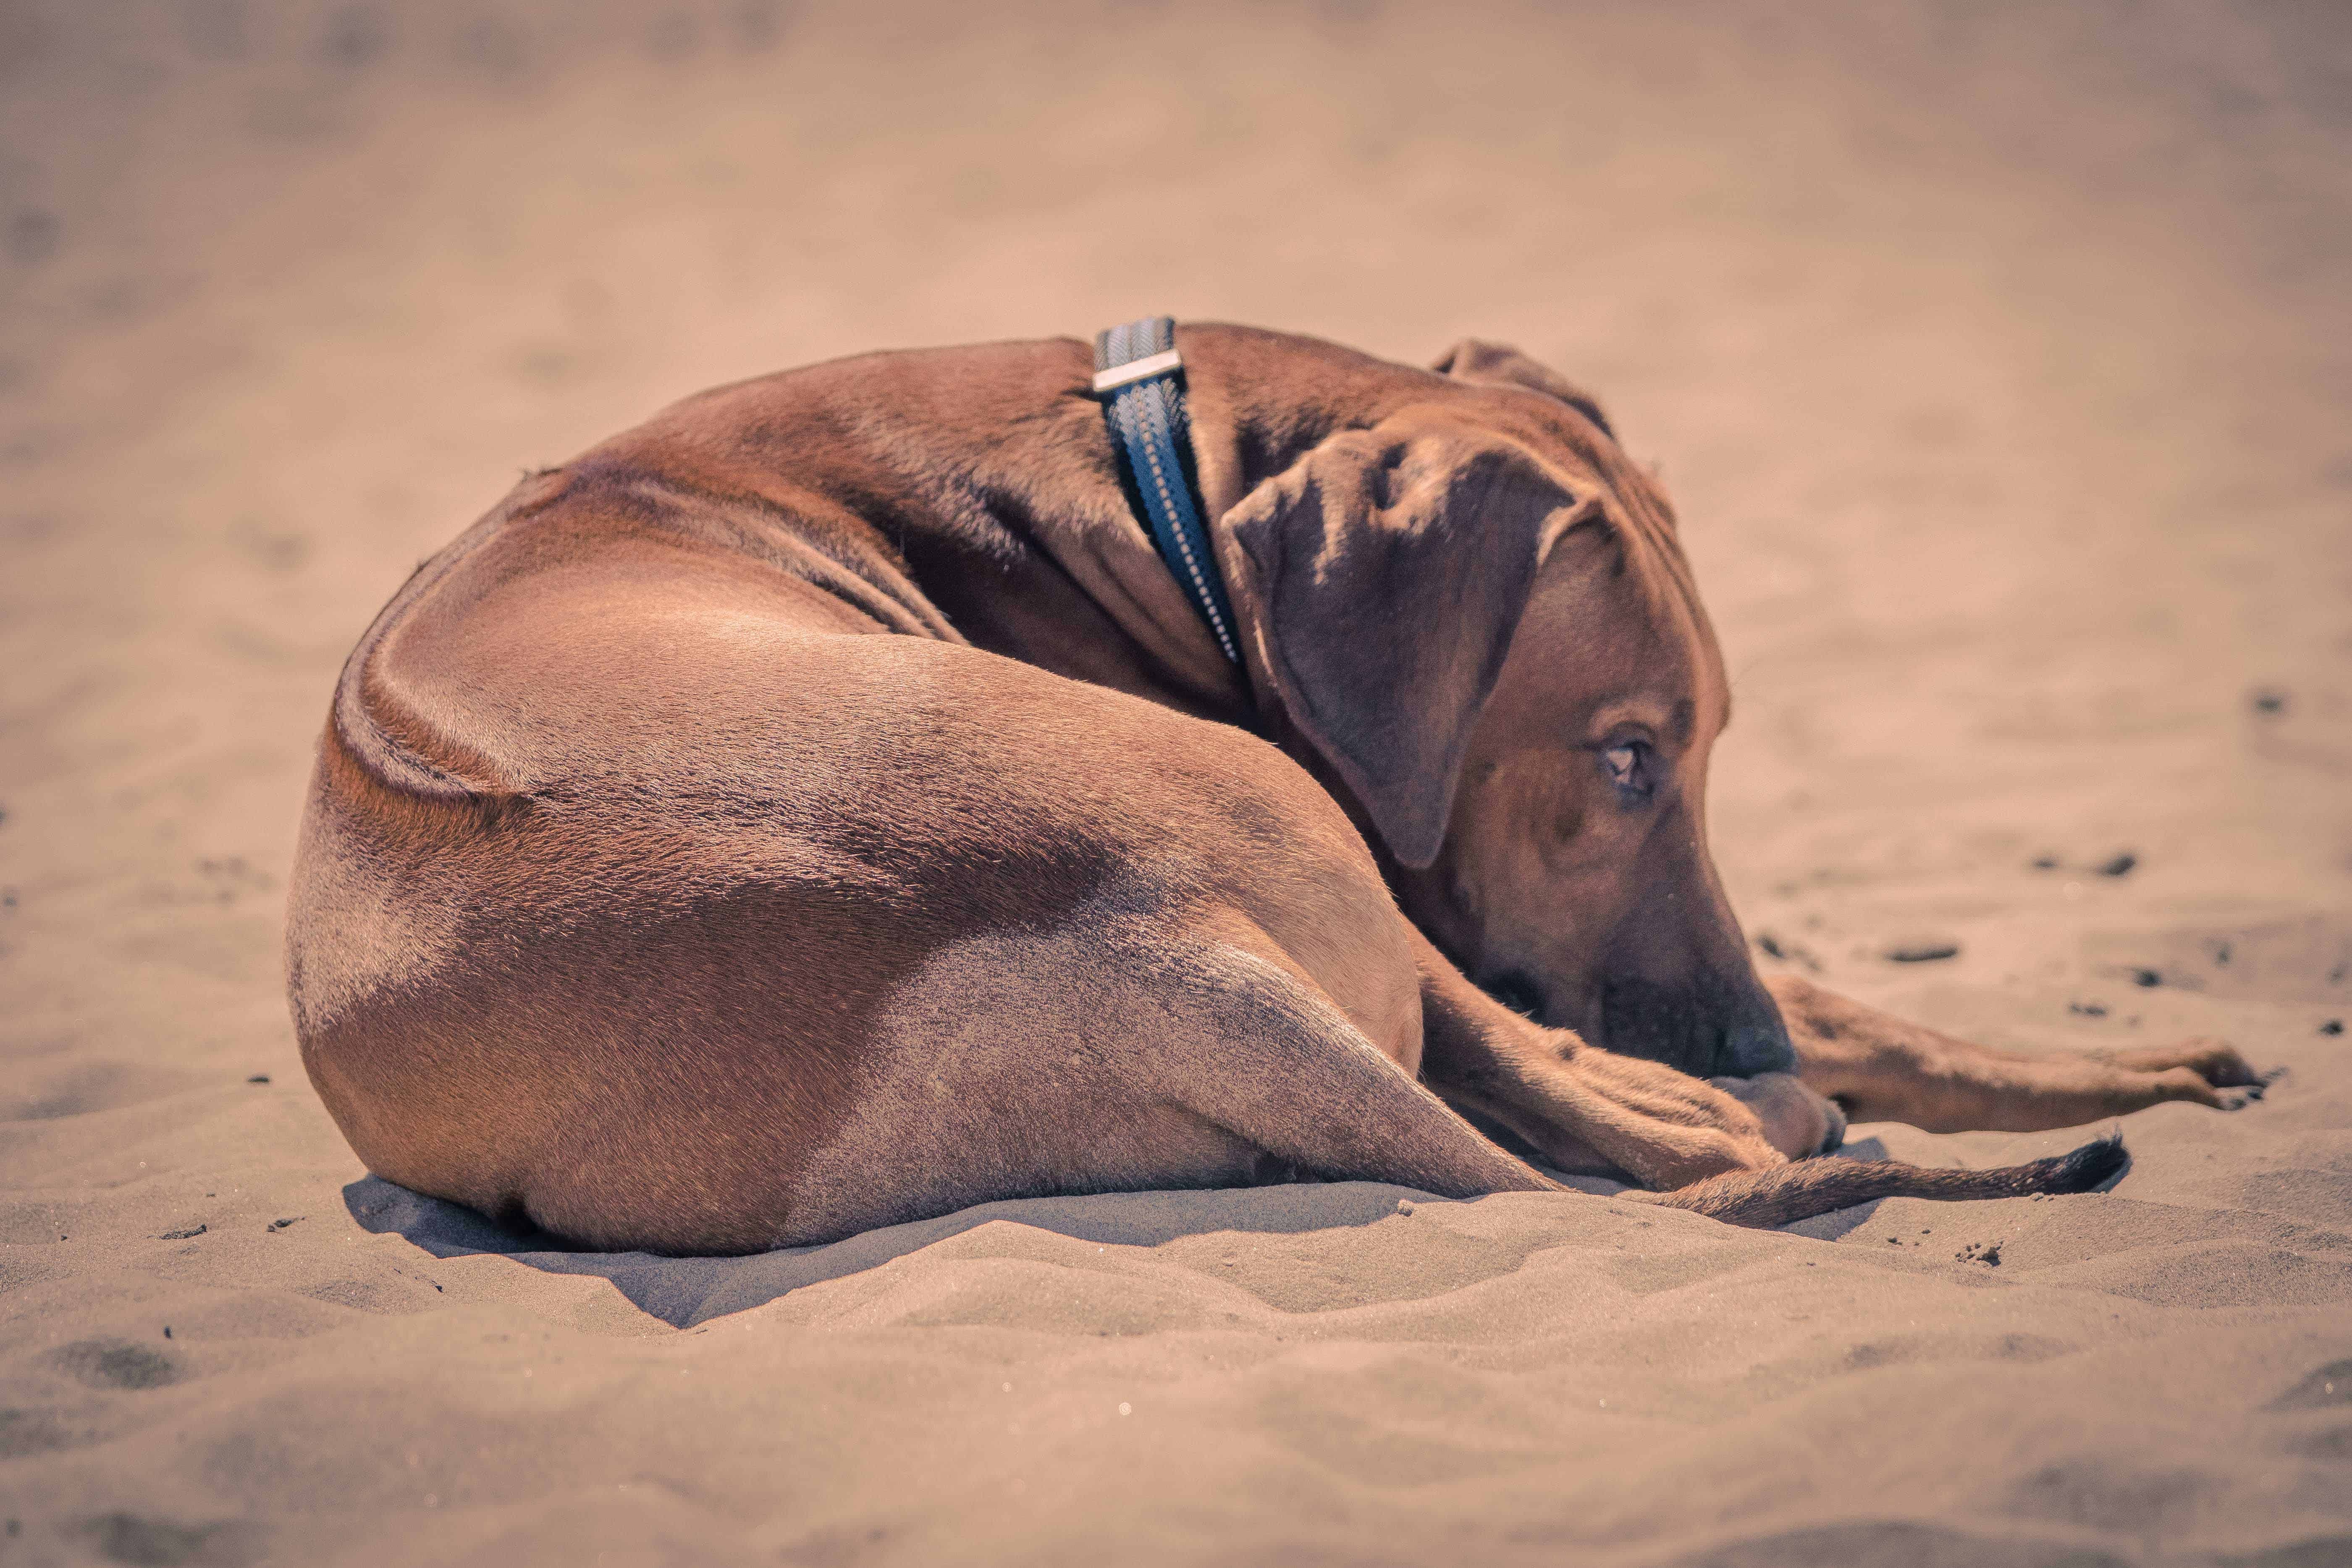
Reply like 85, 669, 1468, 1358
1386, 509, 1795, 1081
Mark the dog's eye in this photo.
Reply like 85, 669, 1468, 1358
1600, 740, 1654, 802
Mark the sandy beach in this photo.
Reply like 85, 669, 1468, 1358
2, 3, 2348, 1563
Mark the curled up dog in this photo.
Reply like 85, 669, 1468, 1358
285, 321, 2265, 1253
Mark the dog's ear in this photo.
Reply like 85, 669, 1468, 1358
1225, 414, 1592, 870
1432, 338, 1614, 438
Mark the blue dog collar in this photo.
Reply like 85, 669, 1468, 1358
1093, 317, 1241, 665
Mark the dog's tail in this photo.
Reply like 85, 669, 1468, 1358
1620, 1134, 2126, 1230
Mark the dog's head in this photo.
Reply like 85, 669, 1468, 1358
1224, 338, 1791, 1079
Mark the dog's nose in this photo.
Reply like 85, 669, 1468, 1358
1720, 1019, 1797, 1078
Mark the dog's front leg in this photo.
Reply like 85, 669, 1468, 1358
1767, 973, 2270, 1132
1403, 927, 1807, 1188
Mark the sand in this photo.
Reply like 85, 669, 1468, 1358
3, 3, 2349, 1563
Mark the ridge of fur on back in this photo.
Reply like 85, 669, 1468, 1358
1623, 1135, 2127, 1229
324, 480, 566, 808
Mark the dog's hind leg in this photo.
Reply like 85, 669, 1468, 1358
770, 904, 1565, 1243
1140, 918, 1564, 1201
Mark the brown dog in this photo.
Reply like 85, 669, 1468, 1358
286, 325, 2261, 1254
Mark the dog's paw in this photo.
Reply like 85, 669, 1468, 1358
2089, 1036, 2265, 1088
2213, 1068, 2286, 1112
1710, 1072, 1843, 1160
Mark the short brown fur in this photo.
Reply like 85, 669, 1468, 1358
287, 326, 2260, 1252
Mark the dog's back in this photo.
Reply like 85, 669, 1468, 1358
288, 349, 1480, 1250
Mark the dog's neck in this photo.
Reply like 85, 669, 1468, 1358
627, 324, 1438, 747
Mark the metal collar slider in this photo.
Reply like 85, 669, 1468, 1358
1091, 348, 1183, 394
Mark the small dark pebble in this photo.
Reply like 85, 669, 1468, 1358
1756, 932, 1784, 958
2095, 852, 2137, 878
1957, 1240, 2003, 1266
158, 1224, 206, 1241
266, 1216, 304, 1232
1886, 941, 1960, 964
2250, 687, 2288, 716
2131, 968, 2162, 988
2029, 855, 2059, 871
246, 1074, 270, 1084
162, 1327, 170, 1339
2323, 1020, 2345, 1037
2070, 1001, 2108, 1018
